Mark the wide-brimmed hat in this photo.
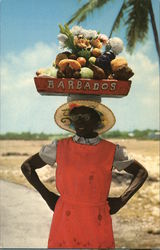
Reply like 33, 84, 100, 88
54, 94, 116, 134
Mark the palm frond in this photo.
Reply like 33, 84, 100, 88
125, 0, 150, 53
58, 24, 77, 53
149, 0, 160, 58
67, 0, 111, 26
109, 0, 127, 37
67, 0, 159, 58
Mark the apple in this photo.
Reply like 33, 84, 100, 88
89, 57, 96, 64
80, 67, 94, 79
91, 48, 101, 57
77, 57, 86, 66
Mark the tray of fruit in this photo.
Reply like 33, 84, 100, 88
34, 25, 134, 98
34, 77, 131, 97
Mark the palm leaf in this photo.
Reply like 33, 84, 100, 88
58, 24, 77, 53
67, 0, 111, 25
149, 0, 160, 58
67, 0, 159, 57
109, 0, 128, 37
125, 0, 150, 53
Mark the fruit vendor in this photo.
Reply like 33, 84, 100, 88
21, 94, 148, 248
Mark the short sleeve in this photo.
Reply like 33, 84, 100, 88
113, 144, 134, 171
39, 140, 57, 166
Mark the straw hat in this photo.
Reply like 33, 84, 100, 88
54, 94, 116, 134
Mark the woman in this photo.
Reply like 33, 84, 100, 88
21, 95, 148, 248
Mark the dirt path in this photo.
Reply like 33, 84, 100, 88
1, 180, 160, 248
0, 180, 53, 248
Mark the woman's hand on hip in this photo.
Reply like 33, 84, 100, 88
107, 197, 124, 214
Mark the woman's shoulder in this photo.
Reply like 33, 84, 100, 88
57, 136, 73, 145
39, 140, 58, 166
101, 138, 116, 147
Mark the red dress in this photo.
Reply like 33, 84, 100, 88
48, 137, 116, 248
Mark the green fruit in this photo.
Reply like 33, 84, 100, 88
49, 67, 58, 77
80, 67, 94, 79
89, 57, 96, 64
43, 68, 52, 75
41, 67, 57, 77
52, 61, 56, 67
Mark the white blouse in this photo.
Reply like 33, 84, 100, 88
39, 135, 134, 171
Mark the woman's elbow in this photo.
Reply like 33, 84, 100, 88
126, 160, 148, 180
21, 162, 32, 176
139, 166, 148, 181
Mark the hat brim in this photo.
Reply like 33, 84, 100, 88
54, 100, 116, 134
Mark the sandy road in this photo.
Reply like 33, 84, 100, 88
0, 180, 53, 248
1, 179, 160, 249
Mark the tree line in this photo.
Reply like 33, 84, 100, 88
0, 130, 159, 140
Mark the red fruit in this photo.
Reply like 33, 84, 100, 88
77, 57, 86, 66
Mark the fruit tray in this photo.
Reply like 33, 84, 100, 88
34, 76, 131, 98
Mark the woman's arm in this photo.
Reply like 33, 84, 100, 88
108, 160, 148, 214
21, 153, 59, 211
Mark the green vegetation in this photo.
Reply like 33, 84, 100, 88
0, 130, 159, 140
0, 132, 70, 140
102, 130, 129, 139
101, 129, 160, 140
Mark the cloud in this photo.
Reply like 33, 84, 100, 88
125, 44, 159, 117
1, 42, 58, 90
1, 42, 66, 133
104, 41, 159, 131
1, 40, 159, 133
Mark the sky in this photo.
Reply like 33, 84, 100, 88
1, 0, 160, 134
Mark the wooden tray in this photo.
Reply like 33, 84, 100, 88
34, 76, 131, 98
